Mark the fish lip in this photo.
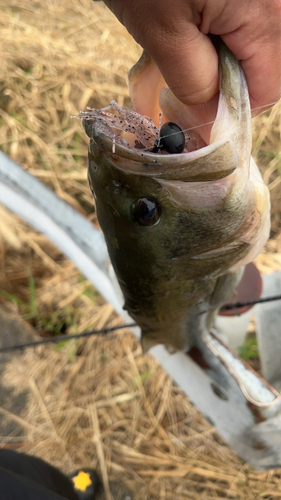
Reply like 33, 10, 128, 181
87, 127, 239, 182
87, 124, 210, 164
89, 128, 230, 165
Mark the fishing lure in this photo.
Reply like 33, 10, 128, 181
77, 101, 203, 154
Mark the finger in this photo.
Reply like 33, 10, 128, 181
242, 47, 281, 116
103, 0, 219, 105
147, 26, 219, 106
222, 30, 281, 115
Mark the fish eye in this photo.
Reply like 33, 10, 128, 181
159, 122, 185, 154
131, 197, 161, 226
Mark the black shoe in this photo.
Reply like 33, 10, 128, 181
69, 468, 102, 500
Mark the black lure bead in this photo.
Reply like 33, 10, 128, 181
151, 122, 185, 154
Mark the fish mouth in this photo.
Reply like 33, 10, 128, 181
82, 42, 250, 183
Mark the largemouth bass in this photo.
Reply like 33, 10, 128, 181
81, 41, 270, 352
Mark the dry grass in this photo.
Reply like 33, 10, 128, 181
0, 0, 281, 498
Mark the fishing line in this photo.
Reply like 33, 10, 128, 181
220, 294, 281, 311
1, 294, 281, 353
78, 99, 280, 147
158, 100, 281, 142
0, 323, 137, 353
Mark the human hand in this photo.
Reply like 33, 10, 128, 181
102, 0, 281, 115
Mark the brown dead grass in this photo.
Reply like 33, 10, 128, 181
0, 0, 281, 498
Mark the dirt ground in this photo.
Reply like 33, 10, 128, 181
1, 0, 281, 498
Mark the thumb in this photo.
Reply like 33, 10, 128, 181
148, 27, 219, 106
